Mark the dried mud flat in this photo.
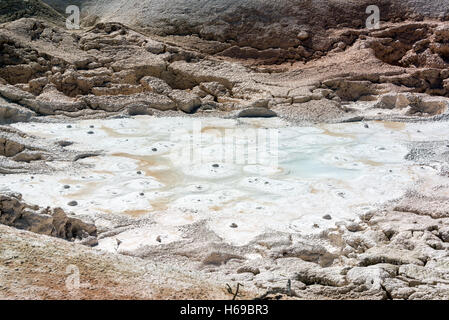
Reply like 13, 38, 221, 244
1, 0, 449, 300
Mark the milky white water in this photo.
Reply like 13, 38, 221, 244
2, 117, 446, 247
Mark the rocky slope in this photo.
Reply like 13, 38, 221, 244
0, 223, 230, 299
79, 0, 449, 62
0, 0, 64, 25
1, 17, 449, 126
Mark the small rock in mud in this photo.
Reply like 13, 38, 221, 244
57, 141, 73, 147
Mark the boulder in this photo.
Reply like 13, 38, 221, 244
0, 97, 35, 124
435, 25, 449, 42
169, 90, 202, 113
346, 264, 397, 289
0, 137, 25, 157
22, 84, 86, 115
126, 103, 155, 116
199, 82, 229, 97
83, 92, 176, 112
28, 77, 49, 95
396, 93, 414, 109
295, 263, 347, 287
375, 93, 397, 109
0, 84, 35, 102
238, 107, 277, 118
398, 264, 449, 283
145, 39, 166, 54
140, 76, 172, 95
359, 247, 426, 266
247, 99, 270, 109
333, 80, 375, 101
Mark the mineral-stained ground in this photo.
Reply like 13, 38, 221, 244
1, 0, 449, 300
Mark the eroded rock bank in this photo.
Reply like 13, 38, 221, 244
0, 123, 100, 174
78, 0, 449, 64
1, 17, 449, 125
0, 193, 97, 245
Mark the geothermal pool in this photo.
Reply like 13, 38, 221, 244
1, 117, 446, 246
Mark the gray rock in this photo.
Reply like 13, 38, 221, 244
126, 103, 154, 116
140, 76, 172, 95
0, 84, 35, 102
375, 93, 397, 109
145, 39, 166, 54
346, 264, 397, 289
0, 97, 35, 124
202, 251, 244, 266
199, 82, 229, 97
295, 264, 347, 287
359, 247, 426, 266
398, 264, 449, 283
346, 222, 363, 232
248, 99, 269, 109
79, 236, 99, 247
169, 90, 202, 113
83, 93, 176, 112
238, 107, 277, 118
